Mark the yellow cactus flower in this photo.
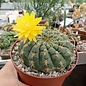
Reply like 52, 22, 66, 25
13, 12, 45, 42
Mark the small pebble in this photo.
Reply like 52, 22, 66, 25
15, 52, 19, 55
21, 68, 25, 71
14, 46, 18, 51
27, 72, 31, 75
24, 69, 28, 72
12, 50, 15, 54
18, 64, 22, 68
15, 60, 20, 66
39, 73, 44, 77
13, 56, 18, 61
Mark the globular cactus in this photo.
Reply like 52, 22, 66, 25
18, 28, 74, 73
0, 31, 17, 49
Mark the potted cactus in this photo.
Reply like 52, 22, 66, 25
0, 31, 17, 59
10, 12, 78, 86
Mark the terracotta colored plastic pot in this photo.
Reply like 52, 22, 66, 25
77, 29, 86, 40
10, 40, 78, 86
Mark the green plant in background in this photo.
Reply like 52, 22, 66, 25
25, 0, 62, 21
0, 31, 17, 49
0, 0, 2, 7
0, 0, 1, 7
16, 0, 71, 24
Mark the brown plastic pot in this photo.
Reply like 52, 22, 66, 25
0, 49, 10, 60
39, 20, 46, 24
0, 54, 10, 60
10, 40, 79, 86
77, 29, 86, 40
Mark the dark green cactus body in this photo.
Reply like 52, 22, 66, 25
18, 28, 74, 73
0, 31, 17, 49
